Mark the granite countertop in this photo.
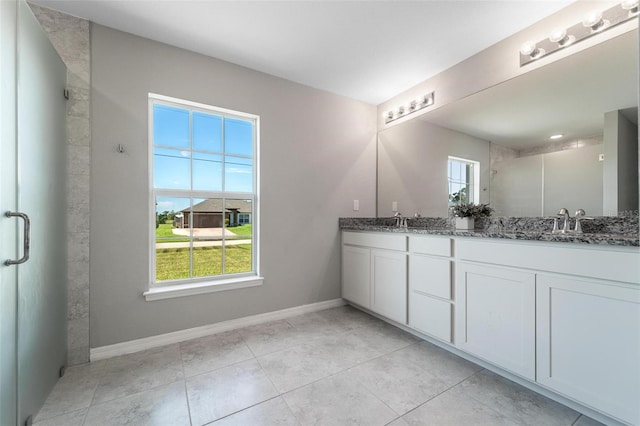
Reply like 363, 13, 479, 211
339, 217, 640, 247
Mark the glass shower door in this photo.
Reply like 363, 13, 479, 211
1, 1, 19, 425
1, 1, 68, 424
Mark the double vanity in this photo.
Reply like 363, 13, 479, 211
340, 219, 639, 426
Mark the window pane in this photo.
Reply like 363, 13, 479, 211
193, 112, 222, 152
154, 147, 190, 190
151, 98, 257, 284
224, 118, 253, 156
450, 161, 458, 182
191, 198, 224, 278
225, 156, 253, 192
155, 197, 191, 281
193, 152, 222, 191
224, 199, 253, 274
153, 104, 190, 148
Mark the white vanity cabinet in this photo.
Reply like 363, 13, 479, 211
341, 231, 408, 324
455, 262, 536, 380
455, 238, 640, 424
536, 275, 640, 426
408, 236, 453, 342
342, 229, 640, 425
341, 245, 371, 308
371, 249, 407, 323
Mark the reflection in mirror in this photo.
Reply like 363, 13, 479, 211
377, 29, 638, 218
377, 119, 490, 218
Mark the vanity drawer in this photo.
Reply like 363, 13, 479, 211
410, 236, 452, 257
342, 231, 406, 251
410, 255, 451, 299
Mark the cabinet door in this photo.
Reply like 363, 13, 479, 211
409, 293, 451, 342
537, 275, 640, 425
371, 249, 407, 324
342, 245, 371, 308
455, 263, 535, 380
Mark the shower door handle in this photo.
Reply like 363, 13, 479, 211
4, 211, 31, 266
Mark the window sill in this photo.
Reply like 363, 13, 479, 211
143, 276, 264, 301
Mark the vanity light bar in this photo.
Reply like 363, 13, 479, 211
384, 91, 435, 124
519, 1, 638, 66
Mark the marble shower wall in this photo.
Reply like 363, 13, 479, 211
30, 3, 91, 365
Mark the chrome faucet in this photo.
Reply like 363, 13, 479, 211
394, 212, 407, 228
554, 208, 570, 234
574, 209, 594, 233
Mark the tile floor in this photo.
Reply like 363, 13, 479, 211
33, 305, 604, 426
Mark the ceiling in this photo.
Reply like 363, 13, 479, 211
419, 29, 638, 149
30, 0, 574, 105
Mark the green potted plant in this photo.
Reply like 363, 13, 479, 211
450, 203, 493, 230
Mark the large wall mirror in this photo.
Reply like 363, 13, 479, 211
377, 29, 638, 218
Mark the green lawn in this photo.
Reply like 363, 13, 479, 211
155, 244, 252, 281
229, 224, 252, 237
156, 223, 189, 242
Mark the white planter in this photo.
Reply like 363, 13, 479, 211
455, 217, 475, 230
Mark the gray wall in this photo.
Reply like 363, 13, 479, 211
491, 156, 543, 217
604, 110, 640, 215
377, 119, 490, 217
90, 25, 377, 347
543, 145, 604, 216
616, 112, 639, 212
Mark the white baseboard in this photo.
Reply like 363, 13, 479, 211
90, 298, 346, 362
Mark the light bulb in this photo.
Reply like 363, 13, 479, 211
549, 28, 567, 43
582, 10, 604, 30
549, 134, 564, 140
621, 0, 639, 11
519, 41, 544, 59
549, 27, 575, 47
520, 41, 536, 56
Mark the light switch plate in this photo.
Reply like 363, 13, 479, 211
392, 201, 398, 212
353, 200, 359, 211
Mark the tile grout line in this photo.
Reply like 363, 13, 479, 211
82, 360, 112, 423
200, 395, 286, 426
390, 367, 488, 422
253, 322, 420, 397
182, 379, 194, 426
177, 340, 194, 426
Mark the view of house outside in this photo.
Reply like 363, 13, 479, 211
152, 99, 256, 282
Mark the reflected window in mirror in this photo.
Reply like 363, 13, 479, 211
448, 157, 480, 206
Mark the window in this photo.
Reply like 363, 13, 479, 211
149, 94, 259, 291
238, 213, 251, 225
448, 157, 479, 205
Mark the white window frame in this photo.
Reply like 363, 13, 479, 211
144, 93, 262, 301
448, 156, 480, 205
